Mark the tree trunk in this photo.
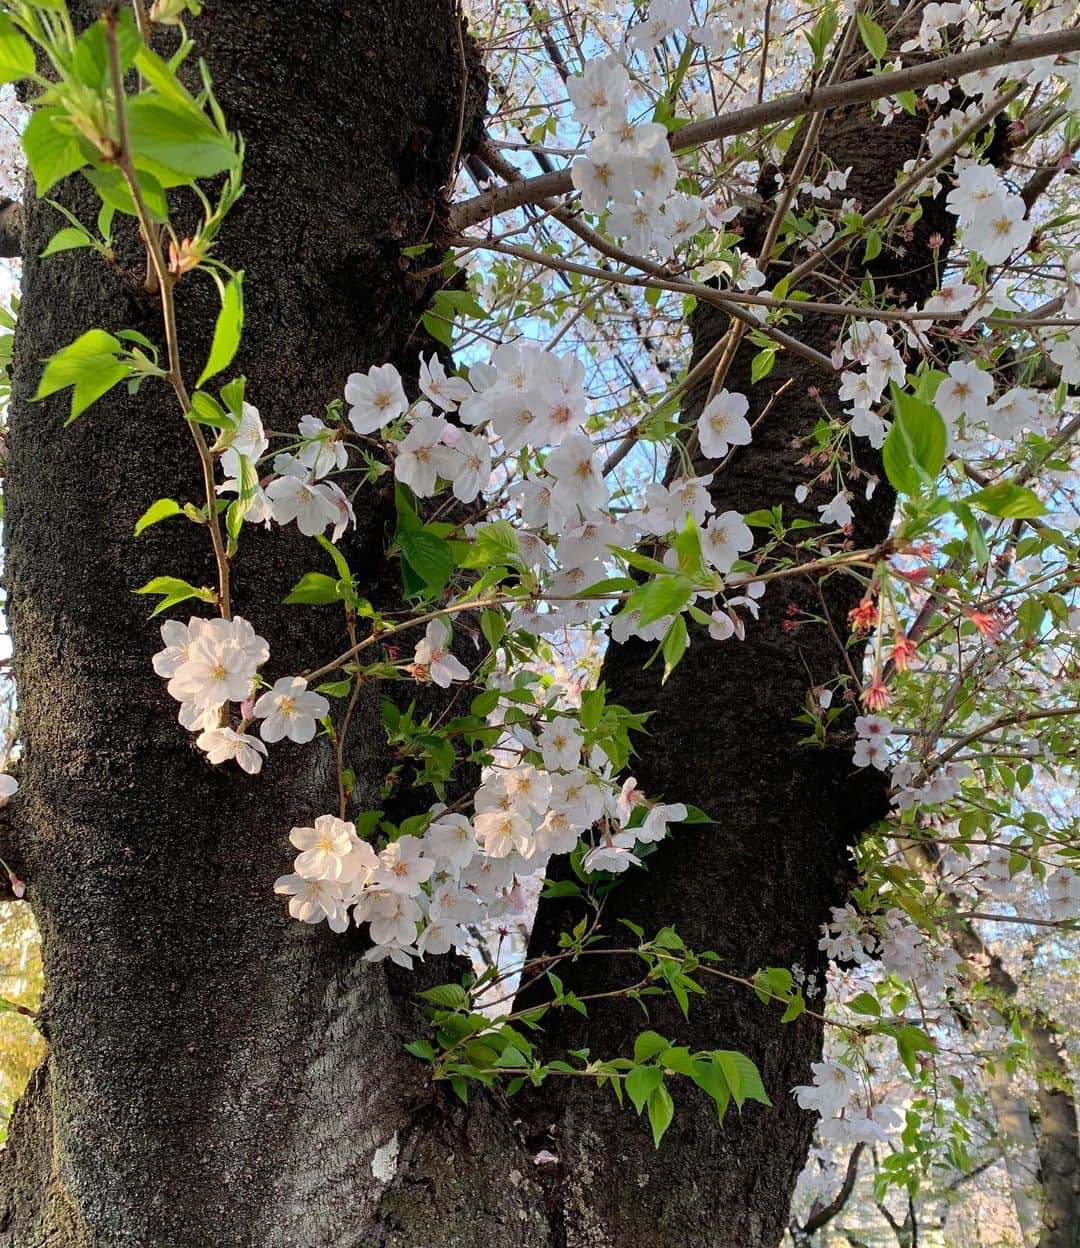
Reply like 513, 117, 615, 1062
948, 917, 1080, 1248
0, 5, 549, 1246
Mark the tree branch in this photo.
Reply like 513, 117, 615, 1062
449, 27, 1080, 231
802, 1142, 867, 1236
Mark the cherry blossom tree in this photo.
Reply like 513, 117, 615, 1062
0, 1, 1076, 1246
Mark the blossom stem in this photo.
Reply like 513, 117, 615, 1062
335, 618, 363, 820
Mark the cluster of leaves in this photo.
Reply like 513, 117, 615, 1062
408, 924, 771, 1147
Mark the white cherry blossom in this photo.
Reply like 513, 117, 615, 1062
345, 362, 408, 434
254, 676, 329, 744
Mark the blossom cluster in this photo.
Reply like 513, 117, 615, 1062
152, 616, 328, 773
275, 738, 686, 966
793, 1059, 902, 1145
567, 55, 703, 255
946, 162, 1034, 269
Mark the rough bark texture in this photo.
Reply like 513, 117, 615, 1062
518, 32, 958, 1248
0, 5, 550, 1246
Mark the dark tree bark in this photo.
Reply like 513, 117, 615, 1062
0, 5, 550, 1246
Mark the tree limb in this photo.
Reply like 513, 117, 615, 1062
449, 27, 1080, 231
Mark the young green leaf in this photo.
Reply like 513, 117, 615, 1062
284, 572, 340, 606
22, 107, 87, 196
0, 15, 35, 83
187, 390, 236, 431
134, 576, 216, 617
856, 12, 887, 60
883, 385, 946, 496
34, 329, 131, 423
399, 528, 455, 596
134, 498, 183, 536
715, 1050, 771, 1110
417, 983, 470, 1011
126, 95, 239, 183
965, 481, 1046, 518
40, 226, 94, 257
633, 1031, 670, 1063
626, 1064, 664, 1115
646, 1083, 675, 1147
196, 272, 244, 387
660, 614, 688, 683
225, 453, 259, 540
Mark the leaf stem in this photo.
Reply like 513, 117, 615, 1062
104, 10, 233, 620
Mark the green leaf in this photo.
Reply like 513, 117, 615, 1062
952, 501, 989, 566
660, 614, 688, 684
83, 165, 170, 222
225, 453, 259, 541
70, 10, 139, 90
404, 1038, 435, 1061
541, 879, 582, 899
894, 1025, 935, 1077
284, 572, 340, 606
22, 106, 86, 196
455, 519, 521, 568
134, 575, 215, 617
421, 311, 454, 349
134, 498, 182, 536
627, 576, 692, 629
715, 1051, 771, 1110
33, 328, 130, 422
780, 993, 805, 1023
316, 535, 352, 583
856, 12, 887, 60
480, 609, 506, 651
883, 385, 946, 496
187, 390, 236, 430
805, 4, 839, 67
633, 1031, 670, 1063
0, 15, 34, 83
849, 991, 881, 1017
690, 1057, 730, 1121
196, 272, 244, 387
626, 1064, 664, 1115
126, 94, 238, 183
750, 347, 776, 383
315, 678, 353, 698
966, 482, 1046, 519
495, 1045, 529, 1069
744, 508, 779, 528
220, 377, 246, 418
134, 44, 203, 111
417, 983, 470, 1011
659, 1046, 696, 1076
399, 528, 455, 596
646, 1083, 675, 1147
40, 226, 94, 257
